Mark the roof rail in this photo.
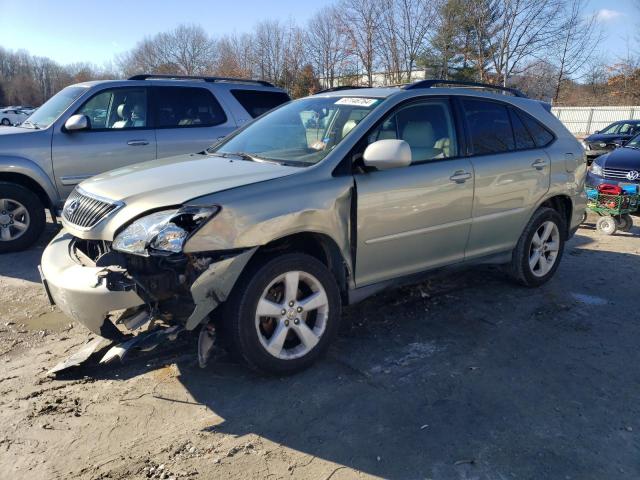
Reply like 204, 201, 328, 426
403, 79, 527, 98
128, 74, 274, 87
315, 85, 369, 94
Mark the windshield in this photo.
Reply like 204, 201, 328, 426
212, 95, 383, 165
625, 134, 640, 149
22, 86, 88, 129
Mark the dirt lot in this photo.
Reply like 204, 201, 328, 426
1, 216, 639, 480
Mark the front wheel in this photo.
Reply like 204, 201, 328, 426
0, 182, 46, 253
596, 216, 617, 235
509, 207, 565, 287
221, 253, 341, 375
0, 118, 10, 126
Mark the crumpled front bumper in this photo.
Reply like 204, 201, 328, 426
40, 231, 145, 336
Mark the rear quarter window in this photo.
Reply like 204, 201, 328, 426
231, 90, 291, 118
461, 98, 515, 155
513, 108, 555, 147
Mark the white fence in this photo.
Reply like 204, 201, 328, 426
551, 106, 640, 137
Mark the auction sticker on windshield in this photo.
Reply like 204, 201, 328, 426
335, 97, 379, 107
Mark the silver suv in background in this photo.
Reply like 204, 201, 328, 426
0, 74, 290, 252
40, 80, 586, 375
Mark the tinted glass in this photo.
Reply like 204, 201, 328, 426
231, 90, 291, 118
77, 88, 148, 129
155, 87, 226, 128
369, 99, 457, 162
509, 107, 536, 150
514, 109, 554, 147
461, 98, 514, 154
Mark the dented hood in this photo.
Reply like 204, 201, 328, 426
81, 153, 299, 204
69, 153, 300, 240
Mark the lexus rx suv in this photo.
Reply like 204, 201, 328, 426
40, 80, 586, 375
0, 74, 290, 252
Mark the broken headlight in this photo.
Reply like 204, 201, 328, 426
112, 206, 219, 256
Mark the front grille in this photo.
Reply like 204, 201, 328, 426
603, 168, 638, 181
588, 142, 614, 151
62, 188, 123, 229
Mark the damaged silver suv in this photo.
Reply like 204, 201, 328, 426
40, 80, 586, 374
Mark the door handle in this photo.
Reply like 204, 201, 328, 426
127, 140, 149, 146
532, 159, 548, 170
450, 171, 472, 183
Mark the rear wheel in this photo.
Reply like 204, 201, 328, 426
617, 214, 633, 233
0, 182, 46, 253
0, 118, 10, 126
221, 253, 341, 375
510, 207, 565, 287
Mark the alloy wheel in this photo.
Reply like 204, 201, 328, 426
255, 270, 329, 360
528, 220, 560, 277
0, 198, 30, 241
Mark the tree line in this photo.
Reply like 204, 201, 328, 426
1, 0, 639, 107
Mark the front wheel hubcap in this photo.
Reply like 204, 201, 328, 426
255, 270, 329, 360
529, 221, 560, 277
0, 198, 29, 241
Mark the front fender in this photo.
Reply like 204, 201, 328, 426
0, 155, 60, 207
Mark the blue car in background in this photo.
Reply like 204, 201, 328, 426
587, 132, 640, 215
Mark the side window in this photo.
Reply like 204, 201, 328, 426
77, 88, 148, 130
514, 109, 554, 147
155, 87, 226, 128
231, 90, 291, 118
461, 98, 514, 155
508, 107, 535, 150
369, 99, 458, 163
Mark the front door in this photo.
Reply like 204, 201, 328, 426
52, 86, 156, 198
354, 98, 474, 286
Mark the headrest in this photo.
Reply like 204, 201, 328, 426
401, 121, 435, 147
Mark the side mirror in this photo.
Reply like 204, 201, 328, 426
64, 114, 90, 132
593, 130, 600, 134
363, 139, 412, 170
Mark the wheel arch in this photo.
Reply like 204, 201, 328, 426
253, 231, 350, 303
0, 158, 59, 214
539, 194, 573, 238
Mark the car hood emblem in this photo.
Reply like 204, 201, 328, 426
64, 199, 80, 216
626, 170, 640, 181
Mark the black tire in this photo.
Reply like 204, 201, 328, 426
618, 214, 633, 233
596, 216, 617, 235
509, 207, 565, 287
221, 252, 341, 375
0, 182, 46, 253
0, 118, 10, 126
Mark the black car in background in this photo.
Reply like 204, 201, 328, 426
582, 120, 640, 164
587, 132, 640, 202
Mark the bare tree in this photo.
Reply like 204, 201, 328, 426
338, 0, 383, 86
215, 33, 254, 78
489, 0, 565, 87
306, 6, 350, 88
551, 0, 601, 103
119, 24, 216, 76
253, 20, 287, 84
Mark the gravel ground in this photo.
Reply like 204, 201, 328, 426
0, 215, 639, 480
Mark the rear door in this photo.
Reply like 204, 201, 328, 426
153, 86, 236, 158
51, 86, 155, 197
354, 98, 474, 286
460, 97, 552, 259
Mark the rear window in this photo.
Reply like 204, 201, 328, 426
514, 109, 554, 147
461, 98, 514, 155
231, 89, 290, 118
155, 87, 226, 128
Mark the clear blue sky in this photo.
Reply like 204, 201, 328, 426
0, 0, 637, 66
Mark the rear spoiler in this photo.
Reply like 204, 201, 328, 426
538, 101, 552, 113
